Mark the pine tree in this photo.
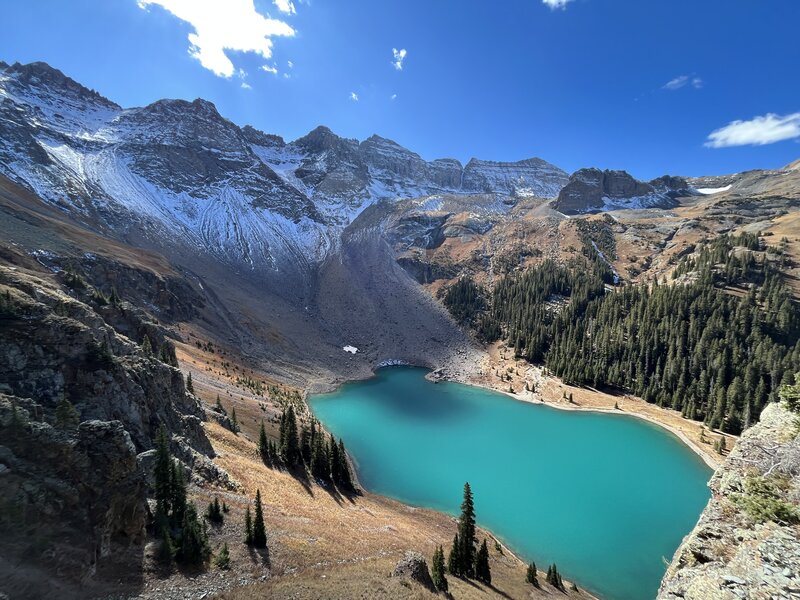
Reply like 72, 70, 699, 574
336, 438, 353, 490
141, 335, 153, 356
447, 533, 461, 576
311, 434, 329, 480
244, 506, 253, 546
177, 502, 209, 565
169, 462, 187, 528
258, 420, 268, 462
546, 563, 564, 591
186, 372, 194, 394
300, 424, 312, 464
230, 406, 239, 434
457, 482, 477, 577
431, 545, 448, 592
54, 397, 80, 429
153, 425, 172, 520
214, 542, 231, 570
206, 497, 223, 524
526, 562, 539, 587
474, 539, 491, 584
280, 406, 300, 467
252, 489, 267, 549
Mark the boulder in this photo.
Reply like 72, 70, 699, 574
391, 551, 436, 591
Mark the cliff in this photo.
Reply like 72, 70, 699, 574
658, 402, 800, 599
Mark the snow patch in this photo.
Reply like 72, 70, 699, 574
343, 345, 358, 354
696, 185, 732, 195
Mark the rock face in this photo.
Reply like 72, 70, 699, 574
659, 402, 800, 600
390, 551, 436, 591
553, 168, 679, 214
0, 257, 218, 598
0, 61, 568, 274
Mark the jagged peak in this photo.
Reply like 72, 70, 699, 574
292, 125, 358, 153
465, 156, 564, 171
3, 60, 119, 109
242, 125, 285, 148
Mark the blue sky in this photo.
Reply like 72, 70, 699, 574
2, 0, 799, 179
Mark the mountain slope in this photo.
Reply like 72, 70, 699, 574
0, 61, 568, 275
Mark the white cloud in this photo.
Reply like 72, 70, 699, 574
390, 93, 397, 100
273, 0, 295, 14
663, 75, 703, 91
138, 0, 294, 78
392, 48, 407, 71
705, 112, 800, 148
542, 0, 574, 9
261, 64, 279, 75
349, 92, 359, 102
241, 81, 252, 89
287, 60, 294, 69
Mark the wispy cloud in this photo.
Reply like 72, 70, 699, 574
663, 75, 703, 91
392, 48, 407, 71
390, 94, 397, 101
542, 0, 575, 9
349, 92, 359, 102
241, 81, 252, 90
705, 112, 800, 148
273, 0, 295, 15
261, 64, 279, 75
138, 0, 294, 78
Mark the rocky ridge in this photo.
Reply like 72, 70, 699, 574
0, 61, 568, 273
552, 168, 681, 214
658, 402, 800, 600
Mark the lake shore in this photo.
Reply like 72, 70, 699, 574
432, 342, 735, 470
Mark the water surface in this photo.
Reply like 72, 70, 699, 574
310, 367, 711, 600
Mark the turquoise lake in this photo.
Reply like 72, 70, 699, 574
310, 367, 712, 600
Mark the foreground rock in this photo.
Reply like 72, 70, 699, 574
659, 402, 800, 599
390, 551, 436, 591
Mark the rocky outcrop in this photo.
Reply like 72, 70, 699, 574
390, 551, 436, 591
658, 402, 800, 600
0, 258, 222, 597
0, 398, 147, 599
553, 168, 678, 214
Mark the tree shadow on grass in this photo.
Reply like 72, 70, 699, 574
247, 544, 271, 568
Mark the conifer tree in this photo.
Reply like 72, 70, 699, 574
457, 482, 477, 576
447, 533, 462, 576
252, 489, 267, 548
244, 506, 253, 546
153, 425, 172, 520
258, 420, 268, 462
230, 406, 238, 434
300, 424, 312, 464
169, 462, 187, 528
311, 434, 329, 480
177, 502, 209, 565
186, 372, 194, 394
54, 397, 80, 429
431, 545, 448, 592
474, 539, 491, 585
526, 562, 539, 587
280, 406, 300, 467
336, 438, 353, 489
215, 542, 231, 570
206, 497, 223, 524
141, 335, 153, 356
